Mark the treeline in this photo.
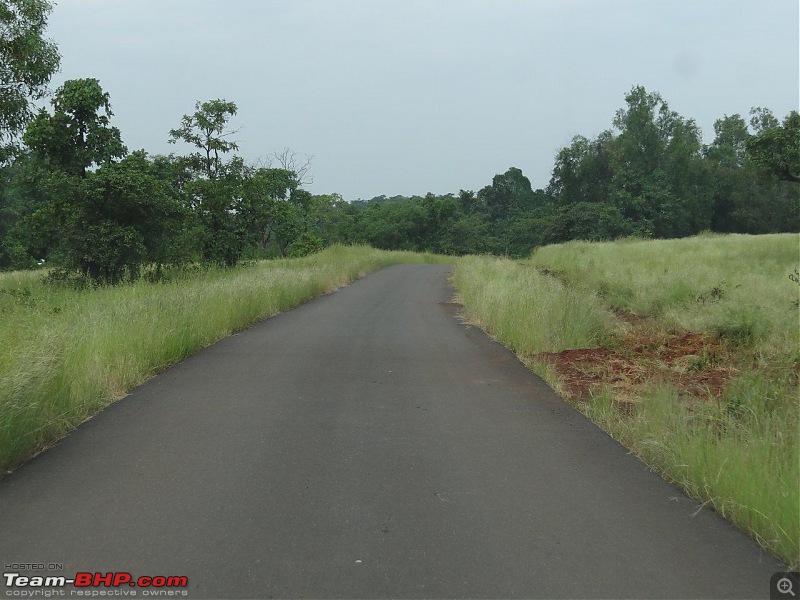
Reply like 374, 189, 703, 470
0, 2, 353, 280
0, 78, 353, 280
0, 0, 400, 278
4, 84, 795, 279
336, 86, 798, 256
0, 2, 797, 279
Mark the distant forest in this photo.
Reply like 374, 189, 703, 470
342, 86, 799, 257
1, 2, 798, 280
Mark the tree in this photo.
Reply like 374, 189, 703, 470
612, 86, 666, 177
549, 133, 615, 206
310, 193, 353, 245
706, 114, 750, 169
705, 115, 753, 231
168, 99, 244, 265
608, 85, 709, 238
748, 107, 779, 134
0, 151, 54, 268
239, 166, 296, 255
24, 78, 126, 177
18, 149, 181, 282
747, 110, 800, 184
55, 152, 181, 281
477, 167, 535, 221
270, 147, 313, 186
168, 99, 238, 180
0, 0, 60, 162
15, 81, 183, 281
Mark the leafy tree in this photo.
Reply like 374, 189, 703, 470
747, 110, 800, 184
60, 153, 181, 281
13, 79, 131, 277
311, 193, 355, 246
14, 81, 183, 281
612, 86, 666, 174
541, 202, 634, 244
281, 188, 325, 257
0, 0, 60, 162
748, 107, 779, 134
22, 151, 181, 282
360, 199, 426, 251
239, 166, 297, 256
549, 132, 614, 206
24, 78, 126, 177
706, 114, 750, 168
239, 162, 333, 258
0, 151, 54, 268
607, 86, 670, 232
169, 99, 239, 180
442, 210, 493, 254
168, 99, 244, 265
605, 85, 711, 237
661, 117, 712, 236
478, 167, 535, 221
705, 115, 754, 231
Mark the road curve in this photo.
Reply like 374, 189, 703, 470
0, 264, 784, 598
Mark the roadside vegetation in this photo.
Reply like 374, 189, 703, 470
2, 5, 797, 278
453, 233, 799, 568
0, 245, 450, 472
2, 0, 798, 567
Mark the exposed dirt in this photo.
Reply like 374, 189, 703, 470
536, 313, 738, 404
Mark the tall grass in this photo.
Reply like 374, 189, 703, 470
452, 256, 615, 353
586, 385, 798, 569
452, 234, 800, 568
0, 245, 451, 472
530, 233, 799, 358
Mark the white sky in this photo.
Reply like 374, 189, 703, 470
46, 0, 799, 200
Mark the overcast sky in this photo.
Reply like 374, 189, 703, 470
45, 0, 798, 200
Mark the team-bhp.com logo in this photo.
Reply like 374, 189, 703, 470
4, 572, 188, 596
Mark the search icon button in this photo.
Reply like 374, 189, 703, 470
772, 573, 800, 599
778, 578, 795, 597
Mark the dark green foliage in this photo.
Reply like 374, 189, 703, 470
24, 78, 126, 178
7, 81, 178, 281
288, 230, 323, 257
747, 110, 800, 184
239, 167, 296, 256
168, 99, 239, 180
168, 99, 245, 266
478, 167, 536, 221
541, 202, 636, 243
2, 82, 797, 275
0, 0, 60, 163
340, 86, 797, 257
34, 152, 181, 282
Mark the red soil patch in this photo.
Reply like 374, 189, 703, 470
537, 317, 737, 403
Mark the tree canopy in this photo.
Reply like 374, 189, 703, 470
24, 78, 126, 177
747, 110, 800, 184
1, 78, 797, 277
0, 0, 60, 162
168, 99, 239, 180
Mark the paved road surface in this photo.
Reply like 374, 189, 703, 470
0, 265, 784, 598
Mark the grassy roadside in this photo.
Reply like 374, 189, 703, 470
0, 245, 452, 473
452, 233, 799, 568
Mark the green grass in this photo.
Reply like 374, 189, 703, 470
0, 245, 451, 473
530, 233, 798, 358
452, 233, 800, 568
452, 255, 615, 353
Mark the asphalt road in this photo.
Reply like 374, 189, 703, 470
0, 264, 785, 599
